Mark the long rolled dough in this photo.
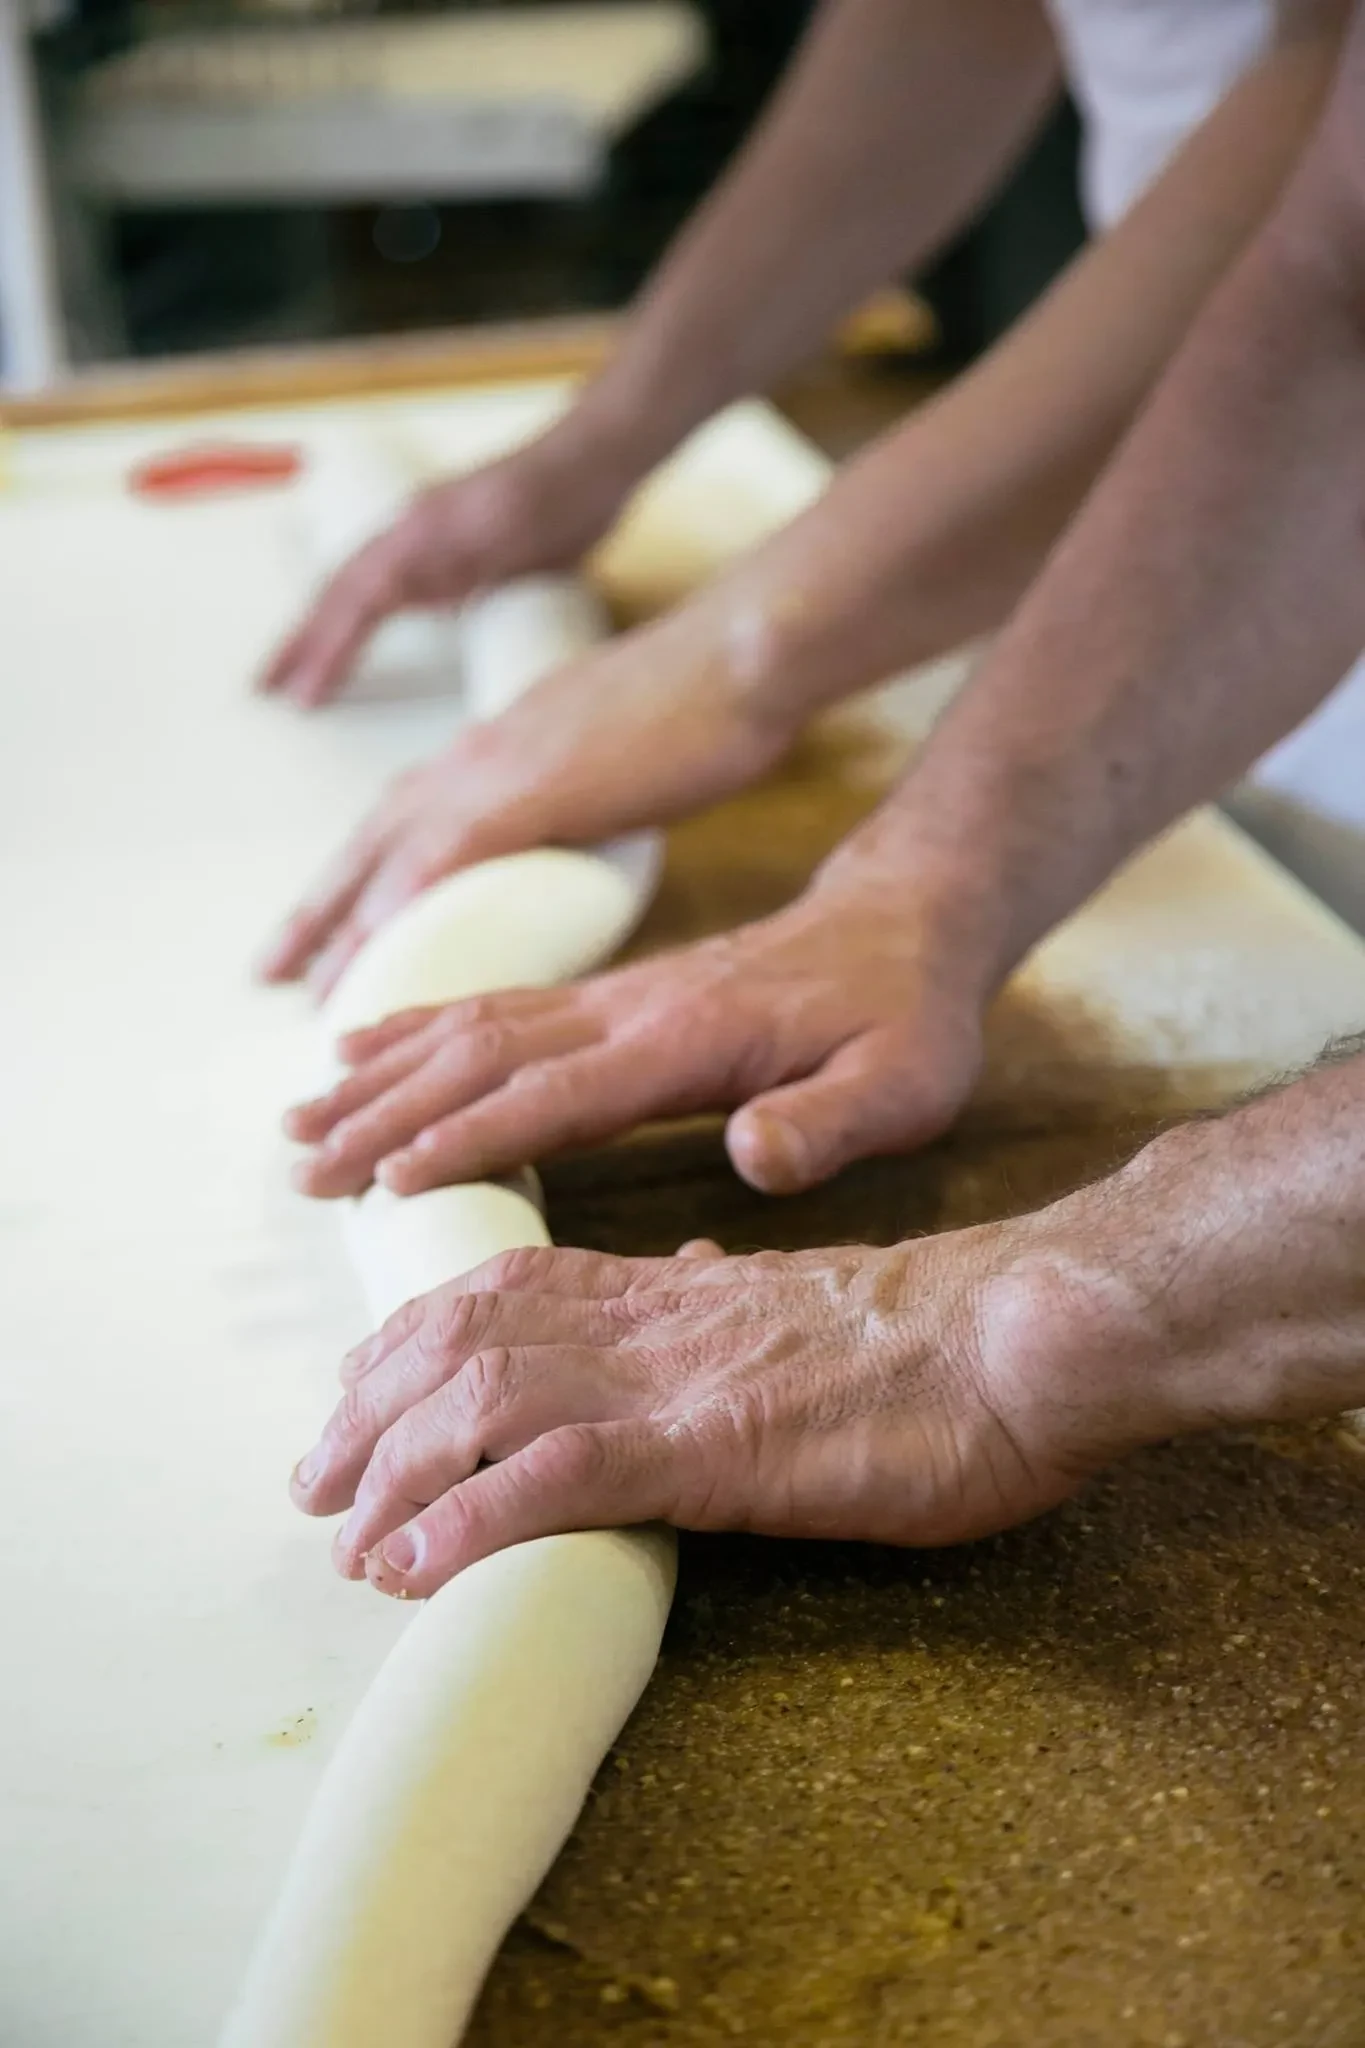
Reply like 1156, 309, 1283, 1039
220, 579, 675, 2047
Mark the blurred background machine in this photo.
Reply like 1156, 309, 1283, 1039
2, 0, 1084, 394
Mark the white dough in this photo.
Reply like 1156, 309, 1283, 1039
461, 575, 610, 720
221, 577, 675, 2047
339, 1175, 549, 1330
219, 1525, 676, 2048
289, 430, 464, 700
321, 844, 653, 1051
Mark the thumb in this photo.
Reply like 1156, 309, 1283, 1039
725, 1030, 963, 1195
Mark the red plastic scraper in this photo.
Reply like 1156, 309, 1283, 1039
129, 441, 304, 501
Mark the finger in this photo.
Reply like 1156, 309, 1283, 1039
364, 1420, 677, 1597
257, 815, 395, 984
333, 1244, 732, 1404
332, 1344, 641, 1573
293, 1011, 599, 1196
335, 1006, 446, 1065
727, 1029, 956, 1194
337, 984, 566, 1066
284, 1025, 442, 1145
257, 625, 307, 697
299, 1293, 639, 1513
273, 535, 407, 708
332, 1252, 641, 1398
303, 849, 437, 1002
397, 1242, 716, 1311
377, 1039, 672, 1195
329, 988, 557, 1076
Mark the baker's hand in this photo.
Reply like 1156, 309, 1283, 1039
260, 422, 637, 708
284, 854, 991, 1194
258, 605, 795, 993
289, 1209, 1172, 1599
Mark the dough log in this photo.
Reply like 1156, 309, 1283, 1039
221, 579, 674, 2048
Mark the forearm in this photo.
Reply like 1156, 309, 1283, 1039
828, 23, 1365, 994
1032, 1045, 1365, 1442
566, 0, 1059, 475
717, 13, 1344, 725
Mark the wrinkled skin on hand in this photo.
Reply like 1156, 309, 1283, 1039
284, 866, 990, 1194
290, 1222, 1158, 1601
260, 427, 635, 710
258, 600, 795, 994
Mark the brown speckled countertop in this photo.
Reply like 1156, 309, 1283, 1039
469, 1427, 1365, 2047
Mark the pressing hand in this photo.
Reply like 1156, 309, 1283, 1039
258, 602, 795, 993
260, 425, 636, 709
289, 1215, 1163, 1599
284, 857, 992, 1194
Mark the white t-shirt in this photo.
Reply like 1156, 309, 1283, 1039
1046, 0, 1276, 232
1047, 0, 1365, 929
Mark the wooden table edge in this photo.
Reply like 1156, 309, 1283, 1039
0, 292, 937, 432
0, 314, 621, 430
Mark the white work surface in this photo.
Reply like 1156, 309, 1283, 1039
4, 381, 1365, 2048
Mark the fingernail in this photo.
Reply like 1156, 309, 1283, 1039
289, 1160, 316, 1192
377, 1527, 422, 1576
292, 1452, 319, 1489
733, 1110, 806, 1193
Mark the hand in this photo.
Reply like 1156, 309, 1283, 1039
260, 420, 638, 708
289, 1214, 1171, 1600
284, 855, 992, 1194
258, 603, 795, 992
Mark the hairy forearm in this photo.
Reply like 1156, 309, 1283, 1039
717, 13, 1345, 724
567, 0, 1058, 474
1031, 1045, 1365, 1444
829, 20, 1365, 994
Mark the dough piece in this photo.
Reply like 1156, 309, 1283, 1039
219, 1520, 675, 2048
340, 1173, 547, 1331
288, 430, 463, 699
222, 1120, 675, 2048
321, 844, 654, 1057
461, 575, 610, 720
221, 578, 676, 2047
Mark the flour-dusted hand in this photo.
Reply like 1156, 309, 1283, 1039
260, 421, 639, 709
289, 1212, 1168, 1599
284, 853, 993, 1191
258, 602, 796, 992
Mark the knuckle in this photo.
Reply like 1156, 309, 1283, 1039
366, 1416, 415, 1491
332, 1382, 376, 1445
739, 1249, 787, 1278
503, 1061, 580, 1123
501, 1058, 553, 1101
528, 1421, 607, 1491
424, 1484, 477, 1557
429, 1287, 490, 1359
444, 1019, 518, 1076
461, 1345, 516, 1419
440, 993, 505, 1036
479, 1244, 556, 1293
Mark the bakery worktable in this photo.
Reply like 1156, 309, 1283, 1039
4, 338, 1365, 2045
